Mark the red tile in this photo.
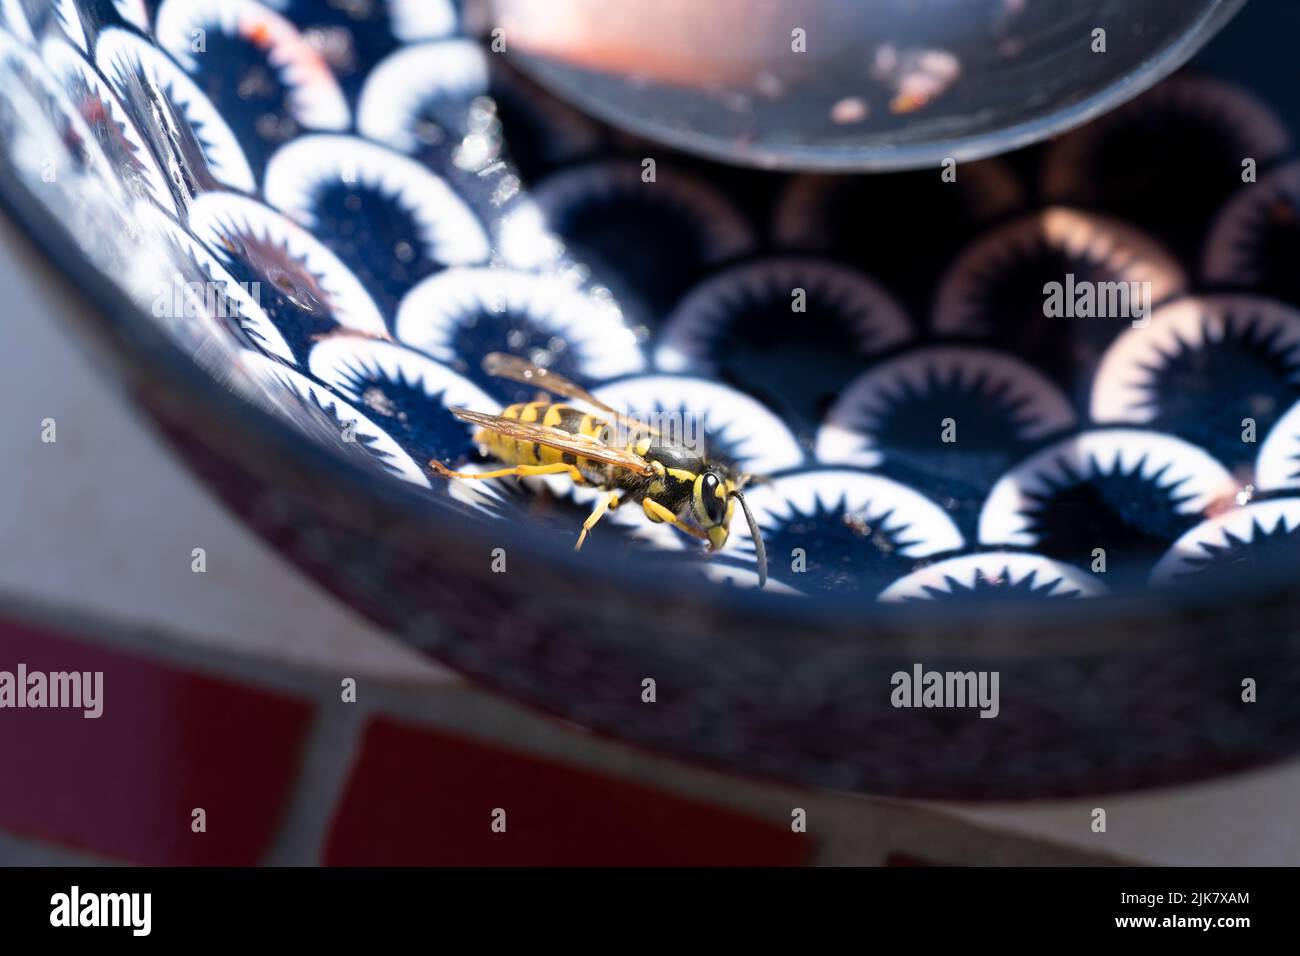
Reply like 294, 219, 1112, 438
0, 615, 312, 864
325, 716, 812, 866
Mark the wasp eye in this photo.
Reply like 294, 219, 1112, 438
697, 473, 727, 525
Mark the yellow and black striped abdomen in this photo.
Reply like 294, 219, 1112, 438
476, 402, 612, 470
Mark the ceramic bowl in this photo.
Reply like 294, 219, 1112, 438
3, 0, 1300, 799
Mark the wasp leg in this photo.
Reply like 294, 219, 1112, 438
428, 460, 586, 484
575, 492, 619, 550
642, 497, 709, 542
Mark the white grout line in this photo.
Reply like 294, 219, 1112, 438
261, 703, 371, 866
0, 830, 117, 867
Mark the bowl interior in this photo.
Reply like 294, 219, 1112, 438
3, 0, 1300, 616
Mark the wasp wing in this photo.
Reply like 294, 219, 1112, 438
482, 353, 619, 412
482, 353, 660, 437
451, 407, 656, 476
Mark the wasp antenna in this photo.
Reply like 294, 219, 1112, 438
733, 491, 767, 589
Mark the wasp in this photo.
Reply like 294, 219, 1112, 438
428, 353, 768, 587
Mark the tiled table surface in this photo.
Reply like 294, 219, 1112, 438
3, 214, 1297, 866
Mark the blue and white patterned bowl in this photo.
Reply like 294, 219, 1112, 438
4, 0, 1300, 798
